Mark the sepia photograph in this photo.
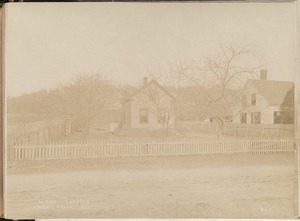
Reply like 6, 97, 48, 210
3, 2, 298, 219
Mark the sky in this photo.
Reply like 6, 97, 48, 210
4, 2, 297, 96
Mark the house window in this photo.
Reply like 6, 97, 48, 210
139, 108, 148, 124
157, 109, 166, 124
242, 95, 247, 107
240, 113, 247, 124
274, 111, 282, 124
251, 112, 261, 124
251, 94, 256, 106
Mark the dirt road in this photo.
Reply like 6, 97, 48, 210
6, 153, 295, 219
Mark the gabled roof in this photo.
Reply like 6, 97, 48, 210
122, 79, 175, 103
245, 79, 294, 106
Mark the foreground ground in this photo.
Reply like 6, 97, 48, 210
6, 153, 295, 219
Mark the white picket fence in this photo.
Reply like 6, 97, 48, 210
13, 139, 295, 160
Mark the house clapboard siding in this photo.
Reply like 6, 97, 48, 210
122, 78, 175, 129
233, 69, 294, 125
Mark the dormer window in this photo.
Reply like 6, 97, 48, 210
251, 94, 256, 106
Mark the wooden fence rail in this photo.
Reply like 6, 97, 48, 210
13, 140, 294, 160
8, 118, 73, 145
176, 122, 294, 139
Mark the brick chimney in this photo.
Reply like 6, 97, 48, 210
143, 77, 148, 86
260, 69, 267, 80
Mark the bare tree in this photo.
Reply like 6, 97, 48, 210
137, 62, 209, 132
183, 42, 261, 138
58, 73, 113, 134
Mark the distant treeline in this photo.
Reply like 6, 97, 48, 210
7, 74, 294, 128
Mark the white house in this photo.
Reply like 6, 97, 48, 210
233, 69, 294, 124
122, 77, 175, 129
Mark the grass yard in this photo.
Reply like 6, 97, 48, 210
6, 152, 295, 219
